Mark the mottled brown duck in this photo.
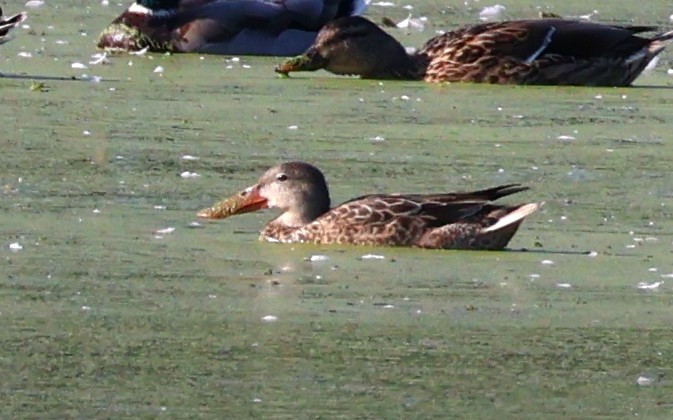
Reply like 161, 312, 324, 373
275, 16, 673, 86
197, 161, 542, 250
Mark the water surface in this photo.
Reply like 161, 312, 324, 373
2, 0, 673, 417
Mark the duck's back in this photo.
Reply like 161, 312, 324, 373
421, 19, 655, 64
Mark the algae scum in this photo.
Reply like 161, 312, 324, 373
2, 0, 673, 417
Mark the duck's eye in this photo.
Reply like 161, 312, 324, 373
276, 173, 288, 182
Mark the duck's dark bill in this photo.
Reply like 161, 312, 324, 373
197, 187, 268, 219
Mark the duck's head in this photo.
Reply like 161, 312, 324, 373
275, 16, 418, 79
198, 162, 332, 227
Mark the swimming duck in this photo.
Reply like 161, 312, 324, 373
98, 0, 369, 55
197, 161, 542, 250
275, 16, 673, 86
0, 6, 26, 46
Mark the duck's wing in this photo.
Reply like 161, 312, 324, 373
425, 19, 655, 64
329, 184, 528, 228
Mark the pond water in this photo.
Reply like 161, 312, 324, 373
1, 0, 673, 416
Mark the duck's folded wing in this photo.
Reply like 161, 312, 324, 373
325, 194, 485, 229
437, 19, 655, 64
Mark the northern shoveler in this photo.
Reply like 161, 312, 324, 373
197, 161, 542, 250
97, 0, 370, 56
0, 6, 26, 46
275, 16, 673, 86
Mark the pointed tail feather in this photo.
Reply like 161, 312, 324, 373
481, 202, 543, 233
452, 183, 529, 202
648, 29, 673, 55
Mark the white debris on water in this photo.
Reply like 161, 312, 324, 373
25, 1, 45, 8
308, 255, 329, 262
9, 242, 23, 251
637, 281, 663, 290
396, 15, 426, 31
180, 171, 200, 178
261, 315, 278, 322
636, 375, 654, 386
541, 259, 554, 265
89, 53, 110, 65
479, 5, 505, 21
361, 254, 385, 260
181, 155, 199, 160
154, 227, 175, 235
556, 283, 572, 288
557, 135, 576, 141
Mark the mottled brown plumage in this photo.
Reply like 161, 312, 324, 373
275, 16, 673, 86
197, 161, 542, 250
0, 7, 26, 46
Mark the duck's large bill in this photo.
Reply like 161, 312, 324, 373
275, 51, 323, 75
197, 186, 268, 219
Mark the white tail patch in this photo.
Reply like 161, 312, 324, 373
643, 55, 660, 73
481, 202, 543, 233
525, 27, 556, 64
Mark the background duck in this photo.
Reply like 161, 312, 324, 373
276, 16, 673, 86
0, 6, 26, 46
197, 161, 542, 250
98, 0, 370, 55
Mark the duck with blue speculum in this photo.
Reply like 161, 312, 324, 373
97, 0, 370, 55
276, 16, 673, 86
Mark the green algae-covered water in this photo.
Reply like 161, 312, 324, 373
2, 0, 673, 417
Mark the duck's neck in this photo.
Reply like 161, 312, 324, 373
382, 51, 429, 80
274, 201, 331, 228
